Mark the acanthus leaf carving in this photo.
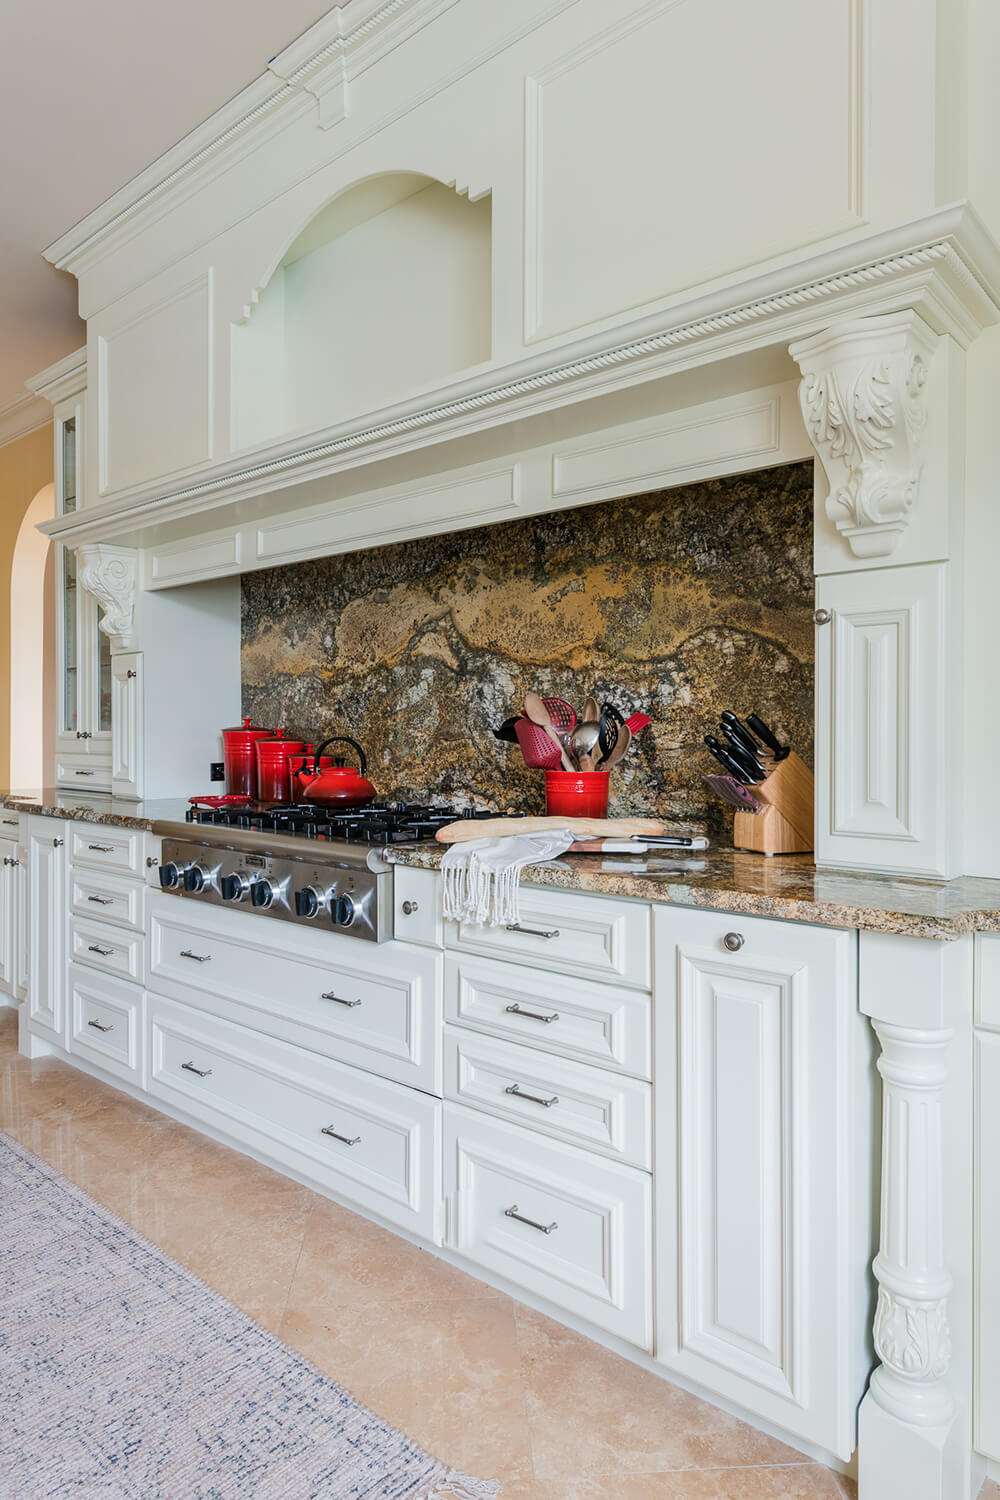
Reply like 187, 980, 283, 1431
873, 1287, 951, 1381
790, 310, 937, 560
76, 545, 138, 651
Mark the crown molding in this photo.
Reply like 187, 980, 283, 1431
43, 0, 463, 273
24, 346, 88, 407
39, 203, 1000, 549
0, 392, 51, 449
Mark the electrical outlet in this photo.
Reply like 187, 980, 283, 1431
210, 762, 225, 782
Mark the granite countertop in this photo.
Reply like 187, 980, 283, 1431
8, 789, 1000, 941
1, 789, 190, 832
384, 842, 1000, 942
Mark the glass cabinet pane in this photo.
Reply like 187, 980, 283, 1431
98, 622, 112, 733
61, 418, 77, 514
62, 549, 77, 734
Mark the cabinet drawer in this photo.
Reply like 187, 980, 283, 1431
148, 896, 442, 1092
70, 916, 144, 982
446, 885, 650, 989
69, 964, 144, 1085
148, 993, 441, 1241
393, 866, 442, 947
57, 753, 112, 792
976, 933, 1000, 1030
0, 813, 21, 836
445, 1026, 650, 1168
71, 867, 147, 931
69, 824, 147, 877
445, 953, 650, 1079
445, 1103, 651, 1348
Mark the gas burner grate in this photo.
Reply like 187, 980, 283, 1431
184, 800, 520, 843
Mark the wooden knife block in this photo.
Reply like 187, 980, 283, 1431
733, 751, 814, 856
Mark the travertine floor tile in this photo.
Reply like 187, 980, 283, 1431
517, 1304, 805, 1480
280, 1295, 534, 1489
284, 1194, 500, 1313
533, 1467, 846, 1498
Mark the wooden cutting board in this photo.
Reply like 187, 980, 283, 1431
435, 815, 665, 843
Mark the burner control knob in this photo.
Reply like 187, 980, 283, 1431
220, 872, 250, 903
158, 861, 184, 889
250, 878, 275, 909
294, 885, 326, 919
183, 864, 210, 893
333, 894, 356, 927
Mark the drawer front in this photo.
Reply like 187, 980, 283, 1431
0, 813, 21, 837
69, 964, 144, 1085
445, 953, 650, 1079
976, 933, 1000, 1030
70, 824, 146, 877
445, 1026, 651, 1169
57, 753, 112, 792
148, 993, 441, 1241
71, 867, 147, 931
446, 885, 650, 989
445, 1103, 651, 1348
148, 896, 442, 1093
393, 866, 443, 948
70, 916, 144, 982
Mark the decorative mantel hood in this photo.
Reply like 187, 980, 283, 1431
37, 202, 1000, 556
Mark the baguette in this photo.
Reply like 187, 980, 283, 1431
435, 815, 665, 844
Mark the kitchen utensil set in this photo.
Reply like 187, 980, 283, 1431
499, 692, 649, 774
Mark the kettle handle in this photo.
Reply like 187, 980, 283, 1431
310, 736, 368, 777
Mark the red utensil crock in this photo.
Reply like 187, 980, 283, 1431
544, 769, 610, 819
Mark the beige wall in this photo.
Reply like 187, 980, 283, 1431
0, 425, 53, 789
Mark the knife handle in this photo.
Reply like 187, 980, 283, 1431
704, 734, 753, 785
720, 727, 767, 782
720, 712, 765, 757
745, 714, 790, 760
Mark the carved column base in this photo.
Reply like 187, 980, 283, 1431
859, 1392, 963, 1500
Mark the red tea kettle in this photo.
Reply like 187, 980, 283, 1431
298, 737, 376, 807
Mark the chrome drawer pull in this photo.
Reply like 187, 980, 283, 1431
87, 1019, 114, 1033
180, 949, 211, 963
504, 1204, 557, 1235
181, 1061, 212, 1078
505, 923, 559, 940
74, 771, 95, 776
88, 844, 115, 853
505, 1002, 559, 1025
87, 895, 114, 905
505, 1083, 559, 1108
87, 944, 115, 957
320, 1125, 361, 1146
321, 992, 362, 1007
1, 818, 18, 827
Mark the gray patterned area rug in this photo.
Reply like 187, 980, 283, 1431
0, 1130, 499, 1499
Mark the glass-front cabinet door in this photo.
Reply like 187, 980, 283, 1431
53, 388, 113, 791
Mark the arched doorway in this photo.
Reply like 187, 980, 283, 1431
10, 484, 55, 788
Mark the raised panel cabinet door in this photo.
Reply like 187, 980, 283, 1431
815, 561, 951, 877
111, 652, 143, 798
26, 818, 69, 1047
976, 1031, 1000, 1462
15, 839, 28, 1000
653, 906, 866, 1460
0, 837, 15, 995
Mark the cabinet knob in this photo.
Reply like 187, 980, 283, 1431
813, 608, 832, 625
145, 856, 159, 868
53, 838, 64, 848
401, 900, 419, 915
126, 669, 137, 679
723, 931, 745, 952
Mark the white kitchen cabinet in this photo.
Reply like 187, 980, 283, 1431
110, 652, 144, 798
815, 562, 952, 878
25, 817, 69, 1048
653, 906, 869, 1461
975, 1027, 1000, 1463
0, 836, 19, 997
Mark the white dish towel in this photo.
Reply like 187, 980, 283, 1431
440, 830, 576, 928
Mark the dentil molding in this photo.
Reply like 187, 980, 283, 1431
790, 311, 938, 559
76, 545, 138, 650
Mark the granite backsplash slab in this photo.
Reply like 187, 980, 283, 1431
241, 460, 815, 829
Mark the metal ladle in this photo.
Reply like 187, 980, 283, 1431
571, 720, 601, 771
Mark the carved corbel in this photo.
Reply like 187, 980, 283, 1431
76, 545, 138, 651
790, 310, 938, 559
